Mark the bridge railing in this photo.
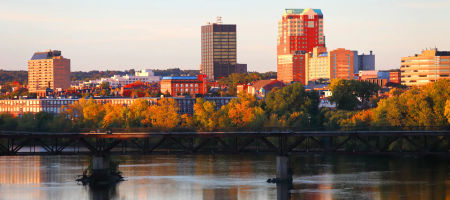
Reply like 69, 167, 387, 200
0, 130, 449, 156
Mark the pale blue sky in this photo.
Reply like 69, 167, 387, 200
0, 0, 449, 72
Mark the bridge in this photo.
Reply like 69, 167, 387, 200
1, 130, 448, 200
0, 130, 449, 156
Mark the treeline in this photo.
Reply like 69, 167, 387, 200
0, 80, 448, 132
0, 70, 28, 85
339, 79, 450, 129
71, 70, 133, 81
152, 68, 199, 77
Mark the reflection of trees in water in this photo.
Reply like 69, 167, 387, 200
289, 155, 449, 200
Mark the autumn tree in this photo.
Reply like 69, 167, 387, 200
147, 98, 181, 130
445, 100, 450, 124
372, 79, 450, 129
220, 93, 265, 130
103, 103, 128, 129
193, 98, 218, 131
126, 99, 149, 127
82, 98, 106, 129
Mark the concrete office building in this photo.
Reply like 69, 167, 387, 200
28, 50, 70, 93
400, 49, 450, 86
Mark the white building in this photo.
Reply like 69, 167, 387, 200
80, 69, 161, 88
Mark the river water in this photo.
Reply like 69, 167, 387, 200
0, 154, 448, 200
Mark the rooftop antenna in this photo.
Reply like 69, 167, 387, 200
216, 16, 222, 24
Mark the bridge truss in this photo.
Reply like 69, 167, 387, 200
0, 131, 449, 156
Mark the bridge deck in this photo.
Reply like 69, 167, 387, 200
0, 131, 449, 156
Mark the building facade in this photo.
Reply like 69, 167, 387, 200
80, 69, 161, 88
400, 49, 450, 86
28, 50, 71, 93
304, 47, 356, 83
201, 19, 240, 81
388, 70, 401, 84
246, 80, 285, 98
277, 8, 325, 84
160, 75, 208, 96
0, 97, 234, 116
358, 51, 375, 71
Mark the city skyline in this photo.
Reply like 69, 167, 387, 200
0, 0, 449, 72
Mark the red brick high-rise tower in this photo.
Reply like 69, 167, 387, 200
277, 8, 325, 84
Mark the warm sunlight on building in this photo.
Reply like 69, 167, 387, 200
401, 49, 450, 86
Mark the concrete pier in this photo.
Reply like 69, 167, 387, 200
276, 156, 292, 200
276, 156, 290, 181
92, 156, 110, 172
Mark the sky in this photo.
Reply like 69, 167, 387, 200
0, 0, 449, 72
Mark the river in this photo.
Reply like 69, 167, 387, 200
0, 154, 448, 200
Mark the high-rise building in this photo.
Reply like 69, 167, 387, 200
28, 50, 70, 93
400, 49, 450, 86
277, 8, 325, 84
201, 18, 239, 81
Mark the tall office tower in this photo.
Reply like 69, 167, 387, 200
28, 50, 71, 93
277, 8, 325, 84
201, 17, 237, 81
400, 49, 450, 86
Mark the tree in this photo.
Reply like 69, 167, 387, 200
126, 99, 149, 127
265, 83, 320, 129
217, 73, 263, 96
222, 93, 265, 130
82, 98, 106, 129
0, 113, 17, 130
371, 79, 450, 129
329, 79, 379, 110
147, 98, 180, 130
193, 98, 218, 131
445, 100, 450, 124
103, 104, 127, 129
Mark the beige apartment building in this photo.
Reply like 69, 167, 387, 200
28, 50, 71, 93
305, 47, 356, 83
400, 49, 450, 86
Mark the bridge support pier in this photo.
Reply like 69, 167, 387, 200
276, 156, 292, 200
92, 155, 110, 176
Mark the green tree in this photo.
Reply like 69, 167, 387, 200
0, 113, 18, 130
265, 83, 320, 129
329, 79, 379, 110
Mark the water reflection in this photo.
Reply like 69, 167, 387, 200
88, 185, 119, 200
0, 155, 448, 200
